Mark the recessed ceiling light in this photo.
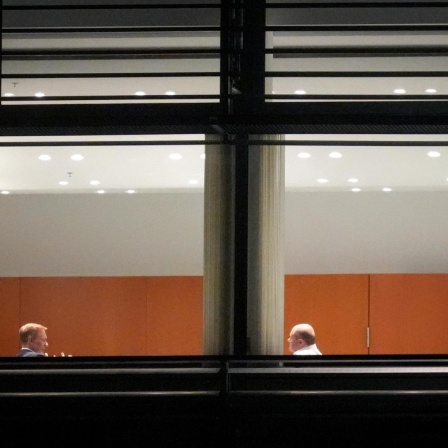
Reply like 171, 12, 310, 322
38, 154, 51, 161
90, 180, 100, 186
393, 88, 406, 94
351, 188, 361, 192
35, 92, 45, 97
134, 91, 146, 96
427, 151, 441, 158
329, 151, 342, 158
4, 93, 14, 97
425, 88, 437, 94
298, 152, 311, 159
294, 90, 307, 95
59, 181, 68, 186
169, 153, 182, 160
189, 179, 199, 185
96, 190, 106, 194
165, 91, 176, 96
1, 190, 10, 195
126, 189, 136, 194
71, 154, 84, 161
382, 187, 392, 192
317, 178, 329, 183
348, 178, 358, 183
200, 153, 206, 159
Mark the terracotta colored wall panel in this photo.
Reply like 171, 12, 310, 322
20, 277, 147, 356
8, 273, 447, 357
0, 278, 21, 356
370, 274, 448, 354
284, 274, 369, 355
146, 276, 203, 355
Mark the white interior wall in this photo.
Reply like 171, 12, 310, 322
0, 193, 204, 276
285, 191, 448, 274
1, 190, 447, 277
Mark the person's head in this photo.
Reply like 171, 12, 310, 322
19, 323, 48, 355
288, 323, 316, 353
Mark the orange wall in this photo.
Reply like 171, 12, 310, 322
19, 277, 148, 356
146, 276, 203, 355
284, 274, 369, 355
0, 276, 203, 357
1, 274, 447, 356
369, 274, 448, 354
0, 278, 21, 356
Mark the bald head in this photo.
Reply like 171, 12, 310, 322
290, 323, 316, 346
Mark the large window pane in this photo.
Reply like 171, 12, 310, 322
0, 134, 206, 356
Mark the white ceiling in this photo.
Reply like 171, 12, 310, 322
1, 134, 448, 194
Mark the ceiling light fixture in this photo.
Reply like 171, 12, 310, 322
71, 154, 84, 161
165, 91, 176, 96
317, 178, 329, 183
425, 88, 437, 94
200, 153, 206, 159
38, 154, 51, 161
427, 151, 441, 158
126, 189, 136, 194
134, 91, 146, 96
90, 180, 100, 185
1, 190, 10, 195
189, 179, 199, 185
35, 92, 45, 97
351, 188, 361, 192
59, 181, 68, 186
4, 93, 14, 97
298, 152, 311, 159
169, 153, 182, 160
348, 178, 358, 183
294, 90, 307, 95
97, 190, 106, 194
393, 88, 406, 94
329, 151, 342, 158
382, 187, 392, 192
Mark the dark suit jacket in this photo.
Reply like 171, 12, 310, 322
16, 348, 45, 357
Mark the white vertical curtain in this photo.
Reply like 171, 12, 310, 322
203, 134, 285, 355
203, 135, 235, 354
247, 135, 285, 354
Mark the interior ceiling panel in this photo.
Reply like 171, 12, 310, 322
1, 133, 448, 194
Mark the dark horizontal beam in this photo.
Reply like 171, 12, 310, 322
268, 2, 448, 8
3, 4, 221, 11
267, 47, 448, 56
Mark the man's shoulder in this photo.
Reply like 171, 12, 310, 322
17, 349, 44, 357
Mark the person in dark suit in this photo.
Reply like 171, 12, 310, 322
16, 322, 49, 357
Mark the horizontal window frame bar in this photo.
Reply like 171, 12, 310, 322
239, 139, 448, 146
266, 71, 448, 77
1, 94, 220, 101
0, 140, 213, 147
3, 139, 448, 147
3, 27, 221, 33
2, 73, 220, 78
2, 4, 221, 11
266, 25, 448, 31
3, 71, 446, 79
264, 94, 448, 100
267, 47, 448, 55
2, 49, 220, 56
267, 2, 448, 9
